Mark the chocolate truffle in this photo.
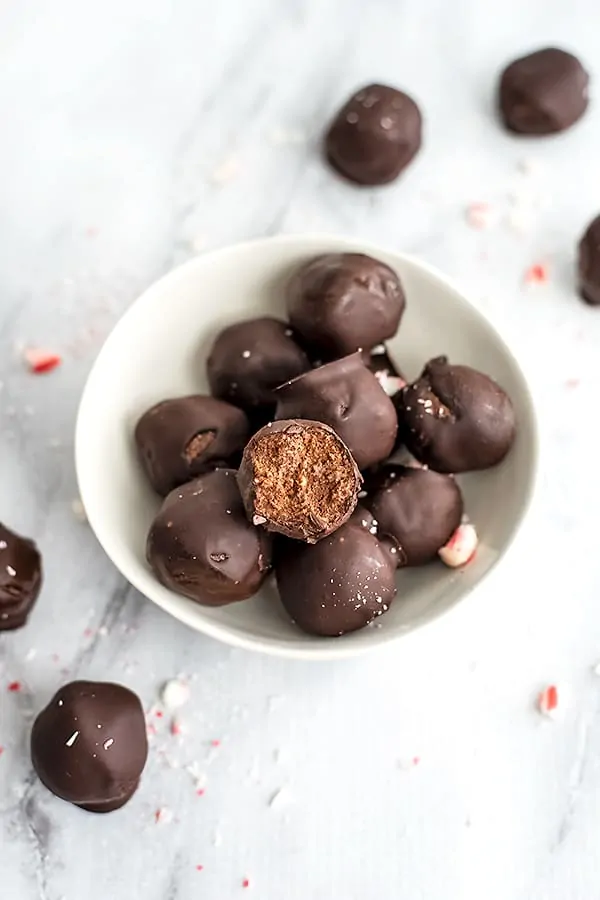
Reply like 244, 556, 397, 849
135, 395, 249, 496
206, 317, 310, 415
147, 468, 272, 605
578, 215, 600, 305
499, 48, 589, 135
237, 420, 361, 543
395, 356, 516, 473
31, 680, 147, 813
275, 508, 397, 636
0, 522, 42, 631
365, 465, 463, 566
287, 253, 405, 359
364, 344, 406, 400
275, 353, 397, 470
326, 83, 422, 185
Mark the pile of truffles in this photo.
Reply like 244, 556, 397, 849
137, 252, 516, 638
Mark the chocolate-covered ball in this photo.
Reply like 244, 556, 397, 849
365, 465, 463, 566
237, 420, 361, 543
0, 522, 42, 631
135, 395, 249, 496
275, 353, 397, 470
326, 83, 422, 185
499, 48, 589, 135
275, 509, 397, 636
287, 253, 405, 359
206, 317, 310, 416
31, 681, 147, 813
147, 468, 272, 605
395, 356, 516, 473
365, 344, 406, 400
578, 215, 600, 305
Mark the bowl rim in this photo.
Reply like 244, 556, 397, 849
75, 232, 539, 661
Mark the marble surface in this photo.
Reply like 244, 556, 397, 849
1, 1, 600, 898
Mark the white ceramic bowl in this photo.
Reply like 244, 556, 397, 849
75, 234, 538, 660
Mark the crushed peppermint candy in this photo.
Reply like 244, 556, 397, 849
242, 878, 250, 889
538, 684, 559, 718
23, 348, 62, 374
438, 523, 478, 568
7, 681, 21, 693
160, 678, 190, 711
524, 263, 548, 285
154, 807, 173, 824
465, 202, 496, 230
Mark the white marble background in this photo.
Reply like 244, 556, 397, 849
1, 1, 600, 898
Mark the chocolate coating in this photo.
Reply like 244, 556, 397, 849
275, 508, 397, 636
135, 395, 249, 496
275, 353, 397, 470
287, 253, 405, 359
578, 215, 600, 305
31, 680, 147, 813
0, 523, 42, 630
395, 356, 516, 473
326, 83, 422, 185
237, 419, 361, 543
147, 468, 272, 605
365, 465, 463, 566
206, 317, 310, 415
499, 48, 589, 135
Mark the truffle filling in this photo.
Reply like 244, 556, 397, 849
184, 430, 216, 463
249, 427, 357, 538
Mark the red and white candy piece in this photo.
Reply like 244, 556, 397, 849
537, 684, 559, 719
438, 522, 478, 568
23, 348, 62, 374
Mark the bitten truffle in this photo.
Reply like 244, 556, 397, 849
0, 522, 42, 631
578, 214, 600, 305
237, 420, 361, 543
275, 352, 398, 470
499, 48, 589, 135
135, 395, 249, 496
31, 680, 148, 813
275, 509, 397, 636
365, 465, 463, 566
206, 317, 310, 416
395, 356, 516, 473
287, 253, 405, 359
326, 83, 422, 185
147, 468, 272, 605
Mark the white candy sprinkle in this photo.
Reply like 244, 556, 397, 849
103, 738, 114, 750
65, 731, 79, 747
253, 515, 267, 526
242, 350, 251, 358
269, 786, 291, 809
211, 157, 239, 185
160, 679, 190, 711
71, 498, 88, 523
438, 523, 478, 568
